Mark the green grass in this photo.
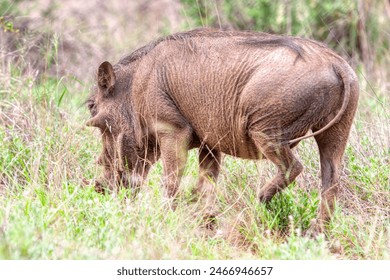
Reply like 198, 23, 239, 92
0, 71, 388, 259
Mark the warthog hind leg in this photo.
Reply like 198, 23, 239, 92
257, 144, 303, 202
312, 121, 353, 234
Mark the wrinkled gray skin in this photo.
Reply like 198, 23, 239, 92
86, 28, 359, 234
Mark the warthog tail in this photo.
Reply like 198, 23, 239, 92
287, 63, 352, 145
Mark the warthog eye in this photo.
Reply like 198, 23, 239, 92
86, 96, 97, 116
87, 102, 94, 110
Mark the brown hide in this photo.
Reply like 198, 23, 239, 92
87, 28, 359, 234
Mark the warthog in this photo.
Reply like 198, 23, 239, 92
86, 28, 359, 233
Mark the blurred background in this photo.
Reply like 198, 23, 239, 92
1, 0, 389, 82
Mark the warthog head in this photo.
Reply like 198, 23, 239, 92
86, 61, 156, 193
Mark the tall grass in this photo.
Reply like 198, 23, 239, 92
0, 0, 389, 259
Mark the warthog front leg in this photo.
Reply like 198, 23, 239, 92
197, 146, 221, 197
158, 126, 192, 204
196, 146, 221, 217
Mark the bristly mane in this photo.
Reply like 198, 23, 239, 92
88, 28, 307, 109
117, 28, 306, 66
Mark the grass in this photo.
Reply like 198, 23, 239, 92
0, 65, 388, 259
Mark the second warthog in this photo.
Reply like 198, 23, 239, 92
86, 28, 359, 233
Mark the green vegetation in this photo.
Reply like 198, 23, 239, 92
181, 0, 389, 70
0, 0, 389, 259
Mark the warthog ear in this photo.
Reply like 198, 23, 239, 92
98, 61, 116, 97
86, 113, 107, 129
